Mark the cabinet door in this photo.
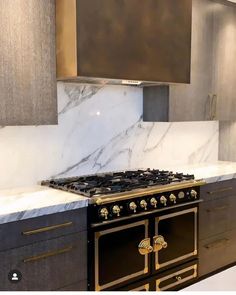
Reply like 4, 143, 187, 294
169, 0, 214, 122
212, 2, 236, 121
0, 0, 57, 125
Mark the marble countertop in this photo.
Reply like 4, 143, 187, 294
0, 186, 88, 225
1, 161, 236, 225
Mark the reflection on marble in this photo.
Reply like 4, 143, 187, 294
0, 82, 219, 190
0, 186, 88, 225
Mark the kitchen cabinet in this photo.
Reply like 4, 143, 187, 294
199, 179, 236, 277
56, 0, 192, 85
0, 208, 87, 291
143, 0, 236, 122
0, 0, 57, 126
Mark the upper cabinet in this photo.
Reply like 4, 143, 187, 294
56, 0, 192, 86
0, 0, 57, 126
144, 0, 236, 122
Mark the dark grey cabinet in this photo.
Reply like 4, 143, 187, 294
199, 179, 236, 277
0, 0, 57, 126
0, 208, 87, 291
143, 0, 236, 122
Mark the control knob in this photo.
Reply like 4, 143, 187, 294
160, 196, 167, 207
99, 207, 109, 220
190, 190, 198, 200
150, 197, 158, 208
140, 200, 148, 211
112, 205, 121, 217
129, 202, 137, 213
169, 194, 177, 204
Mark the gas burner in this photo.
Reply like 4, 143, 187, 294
42, 169, 195, 198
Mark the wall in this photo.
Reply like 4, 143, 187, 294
0, 83, 219, 190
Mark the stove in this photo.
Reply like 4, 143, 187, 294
42, 169, 205, 291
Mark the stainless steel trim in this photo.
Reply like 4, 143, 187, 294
131, 284, 150, 291
91, 180, 206, 205
95, 220, 149, 291
155, 208, 198, 270
156, 265, 197, 291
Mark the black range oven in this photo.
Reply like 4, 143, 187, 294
88, 186, 201, 291
42, 168, 204, 291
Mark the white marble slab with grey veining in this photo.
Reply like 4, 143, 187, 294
0, 186, 88, 225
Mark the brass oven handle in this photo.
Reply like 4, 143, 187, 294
138, 238, 153, 255
23, 246, 74, 263
207, 187, 233, 195
206, 206, 228, 213
153, 235, 168, 252
204, 238, 229, 250
22, 222, 73, 236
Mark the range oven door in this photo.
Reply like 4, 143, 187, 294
94, 219, 150, 291
154, 207, 198, 271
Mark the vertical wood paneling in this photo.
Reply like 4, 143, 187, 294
0, 0, 57, 126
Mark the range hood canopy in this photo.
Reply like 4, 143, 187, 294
56, 0, 192, 87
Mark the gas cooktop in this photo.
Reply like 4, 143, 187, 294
42, 169, 195, 198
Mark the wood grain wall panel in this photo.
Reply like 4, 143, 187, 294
0, 0, 57, 126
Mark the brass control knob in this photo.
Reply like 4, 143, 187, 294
169, 194, 177, 204
160, 196, 167, 206
112, 205, 121, 217
129, 202, 137, 213
99, 207, 109, 220
150, 197, 158, 208
140, 200, 148, 210
190, 190, 198, 199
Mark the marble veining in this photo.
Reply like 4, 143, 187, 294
0, 82, 219, 190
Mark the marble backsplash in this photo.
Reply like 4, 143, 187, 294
0, 83, 219, 190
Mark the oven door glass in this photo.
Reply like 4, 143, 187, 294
94, 220, 149, 291
154, 207, 197, 271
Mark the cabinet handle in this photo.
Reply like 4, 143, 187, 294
23, 245, 74, 263
207, 187, 233, 195
211, 94, 217, 120
206, 206, 228, 213
204, 238, 229, 250
22, 222, 73, 236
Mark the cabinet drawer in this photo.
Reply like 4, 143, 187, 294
56, 280, 87, 291
199, 230, 236, 277
0, 232, 87, 291
199, 196, 236, 240
0, 208, 87, 252
200, 180, 236, 202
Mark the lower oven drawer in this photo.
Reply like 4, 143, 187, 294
117, 260, 198, 291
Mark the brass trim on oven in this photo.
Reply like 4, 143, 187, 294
22, 222, 73, 236
156, 264, 197, 291
155, 208, 198, 270
131, 284, 150, 291
95, 220, 149, 291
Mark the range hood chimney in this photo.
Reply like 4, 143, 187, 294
56, 0, 192, 87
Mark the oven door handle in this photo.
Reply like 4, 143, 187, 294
138, 238, 153, 255
153, 235, 168, 252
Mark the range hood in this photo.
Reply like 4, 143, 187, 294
56, 0, 192, 87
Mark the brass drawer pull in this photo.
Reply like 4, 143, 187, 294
23, 246, 74, 263
22, 222, 73, 236
207, 187, 233, 195
206, 206, 228, 213
204, 238, 229, 250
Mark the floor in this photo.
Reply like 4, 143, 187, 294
182, 266, 236, 291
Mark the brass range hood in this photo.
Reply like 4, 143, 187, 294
56, 0, 192, 87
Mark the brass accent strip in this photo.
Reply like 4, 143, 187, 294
56, 0, 77, 78
23, 246, 73, 263
94, 180, 206, 205
22, 222, 73, 236
95, 220, 149, 291
207, 187, 233, 195
131, 284, 149, 291
156, 265, 198, 291
155, 208, 198, 270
